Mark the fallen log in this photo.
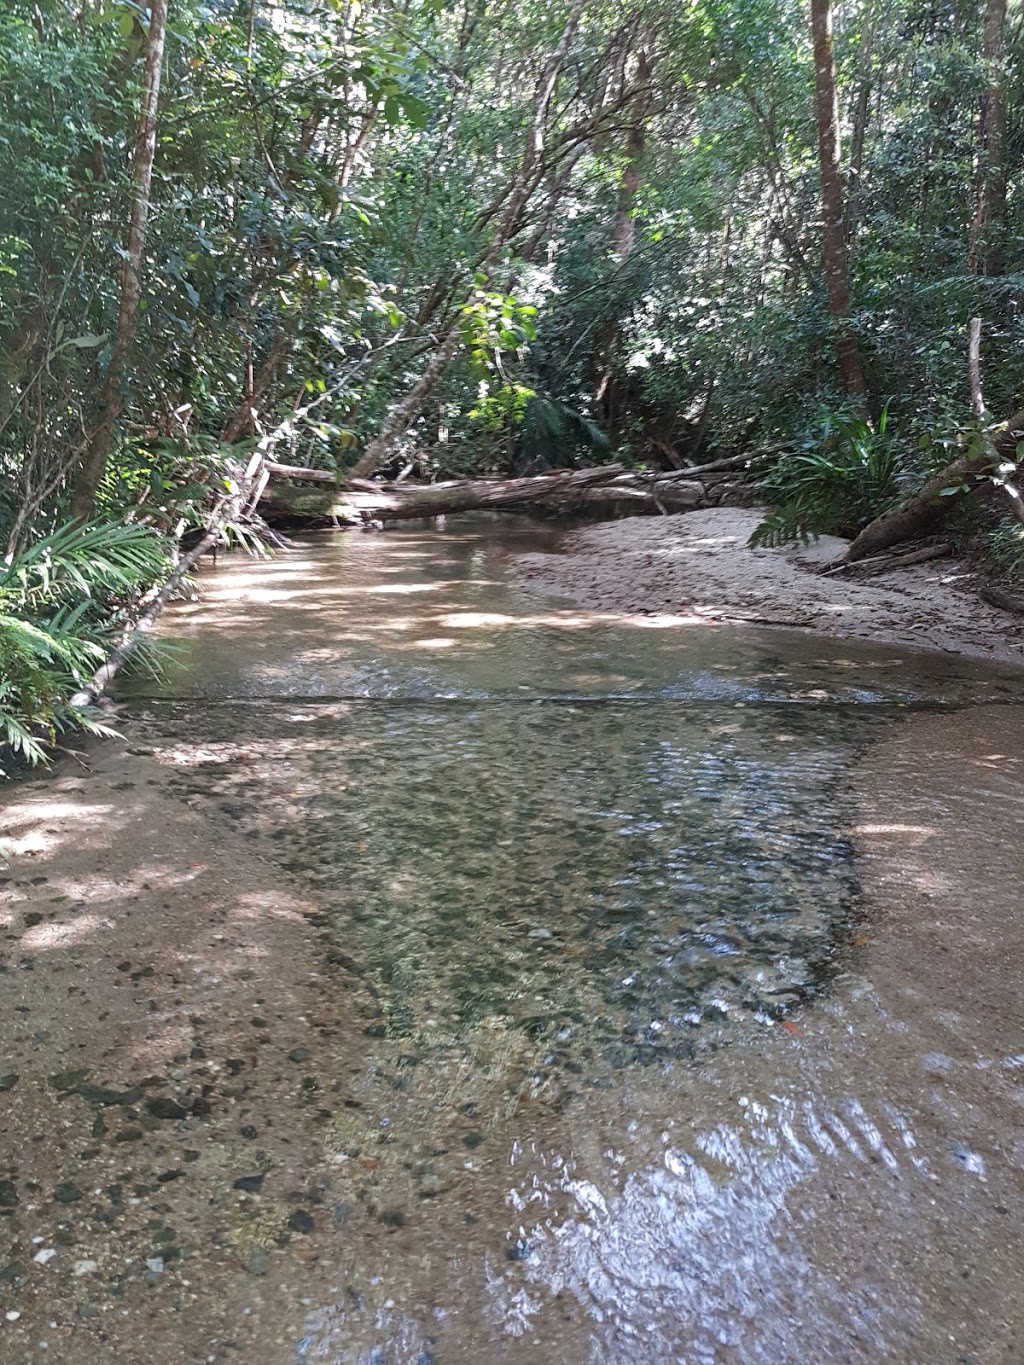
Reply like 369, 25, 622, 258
647, 454, 749, 482
979, 583, 1024, 616
348, 465, 626, 520
259, 464, 630, 524
821, 541, 953, 577
257, 458, 748, 526
257, 483, 356, 522
840, 410, 1024, 564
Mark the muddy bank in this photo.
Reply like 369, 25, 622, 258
516, 507, 1024, 666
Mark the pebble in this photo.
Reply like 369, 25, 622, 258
73, 1261, 98, 1277
233, 1174, 265, 1194
288, 1048, 311, 1063
33, 1249, 56, 1265
146, 1097, 189, 1121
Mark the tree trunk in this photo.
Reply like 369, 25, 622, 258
810, 0, 869, 406
612, 55, 649, 262
967, 0, 1007, 276
349, 327, 463, 478
70, 0, 168, 521
842, 410, 1024, 562
220, 331, 288, 444
847, 0, 875, 236
260, 464, 626, 522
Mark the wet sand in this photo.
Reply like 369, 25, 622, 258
1, 523, 1023, 1363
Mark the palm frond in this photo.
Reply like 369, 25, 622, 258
518, 396, 611, 472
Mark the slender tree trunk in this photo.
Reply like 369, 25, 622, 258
70, 0, 168, 521
350, 328, 463, 478
810, 0, 869, 407
967, 0, 1006, 275
847, 0, 875, 236
220, 331, 288, 444
349, 0, 585, 481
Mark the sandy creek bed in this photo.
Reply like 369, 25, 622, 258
0, 516, 1022, 1364
516, 506, 1024, 668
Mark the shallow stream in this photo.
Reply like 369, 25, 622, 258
61, 518, 1024, 1359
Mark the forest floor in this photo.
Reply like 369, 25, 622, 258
515, 506, 1024, 667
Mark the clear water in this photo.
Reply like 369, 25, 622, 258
119, 517, 1024, 1363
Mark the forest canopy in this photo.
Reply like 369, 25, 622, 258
0, 0, 1021, 757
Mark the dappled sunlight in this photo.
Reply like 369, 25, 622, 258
3, 799, 115, 824
20, 914, 115, 951
230, 890, 314, 926
855, 823, 936, 840
1, 799, 120, 857
366, 581, 456, 594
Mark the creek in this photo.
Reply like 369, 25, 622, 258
92, 517, 1024, 1359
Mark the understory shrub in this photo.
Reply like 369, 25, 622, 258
750, 407, 903, 548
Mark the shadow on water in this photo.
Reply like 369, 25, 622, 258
118, 516, 1024, 1363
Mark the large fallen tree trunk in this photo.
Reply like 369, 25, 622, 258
346, 465, 625, 520
841, 408, 1024, 563
256, 457, 751, 525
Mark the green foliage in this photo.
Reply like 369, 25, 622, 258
0, 613, 114, 770
0, 521, 169, 772
517, 396, 612, 473
750, 407, 903, 547
981, 521, 1024, 582
460, 289, 539, 379
467, 384, 536, 433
